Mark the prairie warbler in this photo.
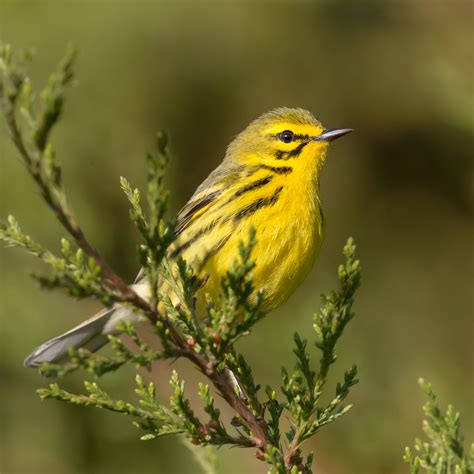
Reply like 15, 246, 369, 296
25, 107, 352, 367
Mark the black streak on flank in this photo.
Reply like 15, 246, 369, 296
234, 175, 273, 197
234, 186, 284, 222
172, 216, 223, 258
213, 175, 275, 215
259, 164, 293, 175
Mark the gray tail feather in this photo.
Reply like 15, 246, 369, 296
24, 307, 115, 368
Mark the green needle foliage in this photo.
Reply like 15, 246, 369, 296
0, 44, 361, 474
404, 379, 474, 474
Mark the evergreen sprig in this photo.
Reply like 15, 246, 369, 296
404, 379, 474, 474
1, 44, 361, 474
0, 216, 113, 304
280, 238, 360, 471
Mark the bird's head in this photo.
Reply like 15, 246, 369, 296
226, 107, 352, 176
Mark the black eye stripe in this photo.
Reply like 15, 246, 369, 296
287, 141, 309, 157
293, 134, 310, 141
274, 141, 310, 160
273, 133, 311, 142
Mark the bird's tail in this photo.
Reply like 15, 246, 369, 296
24, 307, 117, 368
24, 281, 149, 369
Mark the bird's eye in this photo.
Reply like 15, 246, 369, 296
278, 130, 295, 143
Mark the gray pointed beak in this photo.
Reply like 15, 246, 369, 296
313, 128, 353, 142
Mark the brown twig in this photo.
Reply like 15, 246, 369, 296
181, 347, 270, 452
284, 437, 305, 472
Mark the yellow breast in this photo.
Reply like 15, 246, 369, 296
184, 158, 324, 313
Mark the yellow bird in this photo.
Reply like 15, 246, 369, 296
24, 107, 352, 368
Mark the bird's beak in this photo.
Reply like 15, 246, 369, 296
313, 128, 353, 142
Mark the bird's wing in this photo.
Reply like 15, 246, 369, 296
174, 159, 244, 236
174, 188, 223, 236
134, 167, 234, 284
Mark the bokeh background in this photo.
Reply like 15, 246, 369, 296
1, 1, 472, 473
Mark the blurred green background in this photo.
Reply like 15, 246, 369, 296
1, 1, 472, 473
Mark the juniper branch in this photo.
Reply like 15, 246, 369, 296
281, 238, 360, 471
1, 44, 361, 474
404, 379, 474, 474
